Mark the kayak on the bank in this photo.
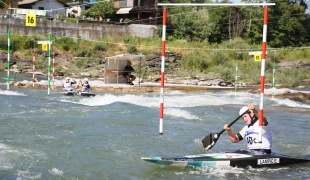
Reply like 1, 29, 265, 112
141, 151, 310, 168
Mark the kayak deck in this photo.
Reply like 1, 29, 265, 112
63, 91, 96, 97
141, 152, 310, 168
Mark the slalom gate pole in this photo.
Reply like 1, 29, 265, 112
52, 53, 55, 89
272, 63, 276, 99
32, 50, 36, 87
234, 61, 238, 96
48, 34, 51, 95
159, 8, 167, 135
258, 6, 268, 142
7, 30, 10, 90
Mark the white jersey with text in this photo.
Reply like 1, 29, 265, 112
238, 121, 272, 150
63, 81, 74, 91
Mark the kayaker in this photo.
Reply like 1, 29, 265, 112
62, 77, 76, 91
78, 78, 90, 92
224, 104, 272, 155
123, 60, 136, 85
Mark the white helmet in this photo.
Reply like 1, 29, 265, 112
84, 78, 88, 81
66, 77, 70, 80
239, 106, 249, 116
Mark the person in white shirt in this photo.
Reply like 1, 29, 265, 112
224, 104, 272, 155
62, 77, 77, 91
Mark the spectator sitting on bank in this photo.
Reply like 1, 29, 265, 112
123, 60, 136, 85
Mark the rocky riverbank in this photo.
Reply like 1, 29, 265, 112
1, 76, 310, 104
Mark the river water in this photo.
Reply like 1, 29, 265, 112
0, 73, 309, 179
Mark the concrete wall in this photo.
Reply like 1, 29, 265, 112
0, 18, 156, 40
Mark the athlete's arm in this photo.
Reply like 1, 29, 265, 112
224, 124, 240, 143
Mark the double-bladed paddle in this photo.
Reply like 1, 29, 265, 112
202, 110, 250, 151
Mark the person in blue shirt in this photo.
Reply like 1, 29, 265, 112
62, 77, 76, 91
123, 60, 136, 85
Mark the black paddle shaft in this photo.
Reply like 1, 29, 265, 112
202, 110, 250, 150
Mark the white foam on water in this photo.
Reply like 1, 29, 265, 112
272, 98, 310, 109
194, 166, 245, 178
0, 143, 9, 150
35, 135, 56, 139
0, 157, 14, 170
17, 169, 42, 179
0, 89, 26, 96
58, 91, 310, 110
69, 92, 246, 108
49, 168, 64, 176
165, 108, 200, 120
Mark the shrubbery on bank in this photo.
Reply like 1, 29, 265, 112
0, 34, 309, 87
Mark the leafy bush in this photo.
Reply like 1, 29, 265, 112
75, 49, 88, 57
276, 68, 309, 87
23, 37, 35, 49
0, 36, 7, 50
75, 59, 85, 68
210, 50, 228, 66
93, 43, 106, 51
55, 37, 76, 52
126, 45, 137, 54
182, 51, 208, 72
10, 36, 24, 52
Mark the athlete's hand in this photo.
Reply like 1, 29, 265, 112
247, 104, 255, 113
224, 124, 231, 131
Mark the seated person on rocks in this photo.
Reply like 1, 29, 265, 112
62, 77, 76, 91
123, 60, 136, 85
78, 78, 90, 92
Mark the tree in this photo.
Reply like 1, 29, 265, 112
168, 1, 215, 41
0, 1, 4, 9
81, 0, 114, 20
268, 0, 308, 47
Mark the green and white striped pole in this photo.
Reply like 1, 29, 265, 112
272, 63, 276, 99
7, 30, 10, 90
234, 61, 238, 96
48, 33, 51, 95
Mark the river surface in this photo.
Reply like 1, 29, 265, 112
0, 73, 310, 179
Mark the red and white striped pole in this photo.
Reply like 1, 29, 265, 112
32, 50, 36, 87
258, 6, 268, 142
52, 53, 55, 89
159, 8, 167, 135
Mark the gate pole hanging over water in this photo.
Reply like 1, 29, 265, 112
234, 61, 238, 96
48, 34, 51, 95
159, 8, 167, 135
52, 53, 55, 89
258, 6, 269, 142
272, 63, 276, 99
32, 51, 36, 87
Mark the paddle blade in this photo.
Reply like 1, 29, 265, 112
202, 133, 219, 151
